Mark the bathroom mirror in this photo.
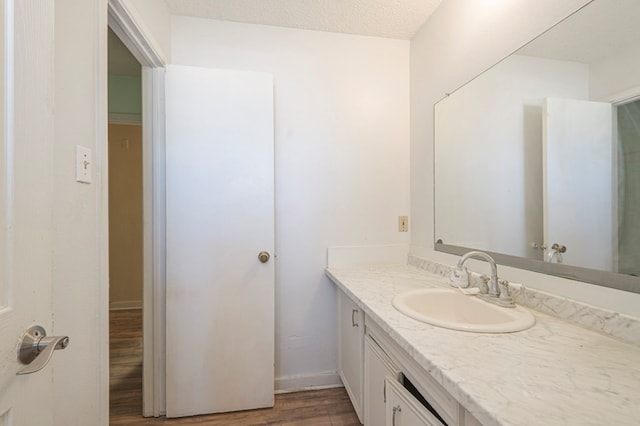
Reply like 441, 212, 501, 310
434, 0, 640, 293
0, 1, 8, 310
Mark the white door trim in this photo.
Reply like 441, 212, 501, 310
107, 0, 166, 68
107, 0, 167, 417
142, 66, 167, 417
97, 2, 110, 424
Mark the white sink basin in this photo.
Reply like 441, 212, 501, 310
392, 288, 535, 333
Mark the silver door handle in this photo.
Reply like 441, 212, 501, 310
16, 325, 69, 375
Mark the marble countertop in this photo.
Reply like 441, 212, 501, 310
326, 264, 640, 426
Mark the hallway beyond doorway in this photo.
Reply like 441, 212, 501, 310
109, 309, 359, 425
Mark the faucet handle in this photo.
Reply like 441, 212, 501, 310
498, 279, 511, 298
478, 274, 490, 294
450, 267, 469, 288
497, 279, 516, 307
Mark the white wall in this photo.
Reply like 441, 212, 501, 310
53, 0, 108, 424
411, 0, 640, 317
108, 75, 142, 114
171, 17, 410, 390
435, 54, 588, 257
120, 0, 172, 62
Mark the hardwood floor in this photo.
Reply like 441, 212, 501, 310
110, 309, 360, 425
110, 309, 143, 422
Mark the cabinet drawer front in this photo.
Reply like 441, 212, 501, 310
365, 334, 402, 380
367, 319, 459, 425
385, 378, 446, 426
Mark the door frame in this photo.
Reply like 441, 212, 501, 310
107, 0, 167, 417
603, 86, 640, 274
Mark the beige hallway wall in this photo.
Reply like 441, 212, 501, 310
109, 123, 143, 308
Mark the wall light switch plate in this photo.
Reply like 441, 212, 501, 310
398, 216, 408, 232
76, 145, 92, 184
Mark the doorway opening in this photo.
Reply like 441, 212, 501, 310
616, 97, 640, 276
107, 26, 144, 419
106, 1, 168, 417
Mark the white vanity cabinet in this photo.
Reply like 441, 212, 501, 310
464, 414, 483, 426
337, 290, 365, 423
385, 378, 446, 426
336, 288, 483, 426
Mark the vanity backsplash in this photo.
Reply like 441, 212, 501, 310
408, 255, 640, 346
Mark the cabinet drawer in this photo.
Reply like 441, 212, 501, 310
385, 377, 446, 426
366, 319, 459, 425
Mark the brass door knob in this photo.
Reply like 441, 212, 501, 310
258, 251, 270, 263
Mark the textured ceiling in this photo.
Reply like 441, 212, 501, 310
164, 0, 443, 39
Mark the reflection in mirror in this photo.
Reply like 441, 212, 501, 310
0, 0, 9, 310
617, 100, 640, 276
434, 0, 640, 293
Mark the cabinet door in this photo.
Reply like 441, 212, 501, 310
338, 291, 364, 422
464, 411, 483, 426
365, 335, 401, 426
385, 378, 445, 426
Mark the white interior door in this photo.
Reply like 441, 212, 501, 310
0, 1, 57, 425
165, 65, 275, 418
543, 97, 613, 270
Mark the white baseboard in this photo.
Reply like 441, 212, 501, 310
327, 244, 409, 268
108, 112, 142, 124
109, 300, 142, 310
275, 371, 343, 394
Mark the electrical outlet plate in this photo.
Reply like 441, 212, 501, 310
398, 216, 408, 232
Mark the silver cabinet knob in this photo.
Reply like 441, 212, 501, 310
16, 325, 69, 375
258, 251, 270, 263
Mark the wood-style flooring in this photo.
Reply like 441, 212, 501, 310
110, 309, 360, 425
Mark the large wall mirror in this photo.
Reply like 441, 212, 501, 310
434, 0, 640, 294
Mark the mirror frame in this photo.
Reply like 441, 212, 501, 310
433, 0, 640, 295
435, 242, 640, 294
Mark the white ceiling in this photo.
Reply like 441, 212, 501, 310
164, 0, 443, 40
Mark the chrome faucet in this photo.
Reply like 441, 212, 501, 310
457, 251, 499, 296
455, 251, 515, 308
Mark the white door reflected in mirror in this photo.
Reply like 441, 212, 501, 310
543, 97, 613, 271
